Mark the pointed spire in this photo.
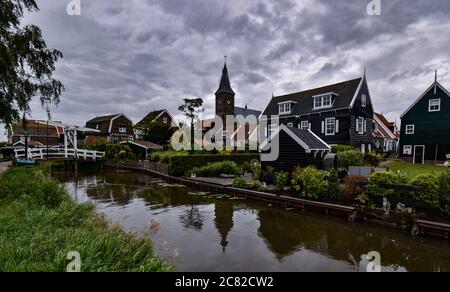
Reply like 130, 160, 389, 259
216, 59, 235, 95
434, 70, 438, 94
363, 66, 367, 78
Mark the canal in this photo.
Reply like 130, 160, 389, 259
53, 169, 450, 272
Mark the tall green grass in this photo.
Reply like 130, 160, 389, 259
0, 166, 172, 272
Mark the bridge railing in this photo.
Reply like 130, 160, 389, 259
14, 147, 105, 161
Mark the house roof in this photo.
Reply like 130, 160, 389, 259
216, 63, 235, 95
374, 113, 397, 140
260, 124, 330, 152
86, 114, 121, 124
262, 77, 363, 117
121, 140, 163, 150
13, 140, 44, 147
401, 81, 450, 118
136, 109, 165, 126
11, 120, 60, 137
234, 106, 262, 119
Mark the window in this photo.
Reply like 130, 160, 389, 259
163, 117, 168, 124
287, 122, 294, 127
429, 99, 441, 112
362, 94, 367, 107
325, 118, 336, 136
119, 127, 127, 133
356, 117, 364, 134
403, 145, 412, 155
300, 121, 309, 130
313, 94, 334, 110
278, 103, 292, 115
405, 125, 415, 135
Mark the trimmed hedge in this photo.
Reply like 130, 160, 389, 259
169, 154, 260, 176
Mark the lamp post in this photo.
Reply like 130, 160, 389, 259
24, 130, 29, 160
46, 120, 49, 161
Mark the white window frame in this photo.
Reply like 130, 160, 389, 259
356, 117, 364, 134
278, 102, 292, 115
405, 125, 415, 135
325, 118, 336, 136
428, 99, 441, 112
403, 145, 412, 155
163, 117, 168, 124
119, 127, 127, 134
313, 94, 334, 110
300, 121, 309, 130
361, 94, 367, 107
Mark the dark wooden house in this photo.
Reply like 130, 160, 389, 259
85, 114, 134, 144
261, 74, 374, 153
260, 124, 331, 174
8, 119, 64, 147
400, 77, 450, 163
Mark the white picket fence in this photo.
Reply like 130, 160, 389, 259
14, 147, 105, 161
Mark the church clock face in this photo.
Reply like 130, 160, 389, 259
226, 100, 231, 105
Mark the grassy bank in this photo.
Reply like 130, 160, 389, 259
0, 166, 172, 272
386, 160, 447, 179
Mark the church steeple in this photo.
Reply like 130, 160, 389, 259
216, 62, 235, 95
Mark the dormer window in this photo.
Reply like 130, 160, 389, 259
278, 101, 295, 115
313, 92, 337, 110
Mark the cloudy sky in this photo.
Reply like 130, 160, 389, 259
2, 0, 450, 141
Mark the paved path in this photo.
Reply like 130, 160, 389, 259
0, 161, 12, 176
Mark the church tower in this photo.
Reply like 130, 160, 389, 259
215, 61, 235, 122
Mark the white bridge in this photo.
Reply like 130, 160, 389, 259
14, 121, 105, 161
14, 147, 105, 161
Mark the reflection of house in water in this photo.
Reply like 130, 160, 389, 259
214, 201, 234, 253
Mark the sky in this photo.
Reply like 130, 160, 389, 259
2, 0, 450, 141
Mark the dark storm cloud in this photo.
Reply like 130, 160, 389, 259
2, 0, 450, 141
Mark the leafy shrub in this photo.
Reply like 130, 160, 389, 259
364, 152, 384, 167
324, 170, 341, 200
233, 177, 247, 188
337, 150, 365, 169
169, 154, 260, 176
410, 173, 440, 209
365, 172, 401, 199
252, 162, 262, 181
106, 144, 136, 160
192, 161, 240, 177
248, 180, 264, 191
343, 175, 366, 200
438, 170, 450, 210
331, 145, 354, 153
291, 166, 328, 199
274, 171, 289, 192
240, 162, 252, 173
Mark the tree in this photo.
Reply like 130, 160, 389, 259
141, 121, 174, 146
178, 98, 203, 152
0, 0, 64, 126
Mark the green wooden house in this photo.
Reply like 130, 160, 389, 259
400, 77, 450, 163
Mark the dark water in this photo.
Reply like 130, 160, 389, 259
53, 170, 450, 272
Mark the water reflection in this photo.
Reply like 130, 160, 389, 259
53, 170, 450, 272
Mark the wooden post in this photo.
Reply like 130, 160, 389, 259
64, 130, 68, 158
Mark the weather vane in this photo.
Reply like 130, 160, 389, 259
224, 55, 228, 63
